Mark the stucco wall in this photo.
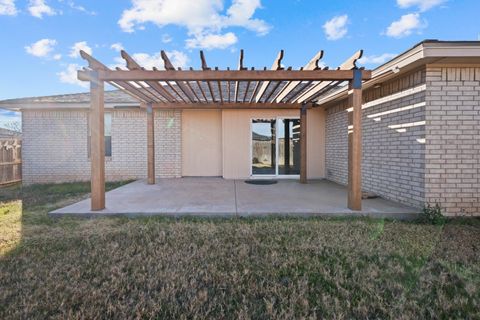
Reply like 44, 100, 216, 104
424, 66, 480, 216
222, 108, 325, 179
325, 69, 426, 208
182, 109, 222, 176
22, 109, 181, 184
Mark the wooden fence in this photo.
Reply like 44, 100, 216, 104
0, 139, 21, 185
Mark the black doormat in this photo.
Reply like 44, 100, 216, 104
244, 180, 278, 185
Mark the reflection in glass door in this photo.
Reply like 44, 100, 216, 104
278, 119, 301, 175
251, 119, 276, 175
251, 118, 300, 177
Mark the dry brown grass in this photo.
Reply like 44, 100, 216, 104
0, 182, 479, 319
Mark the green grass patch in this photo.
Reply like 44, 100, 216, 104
0, 181, 479, 319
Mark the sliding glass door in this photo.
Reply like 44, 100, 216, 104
251, 118, 300, 177
251, 119, 276, 175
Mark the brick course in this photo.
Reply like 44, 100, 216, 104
424, 66, 480, 215
22, 109, 181, 184
325, 69, 426, 208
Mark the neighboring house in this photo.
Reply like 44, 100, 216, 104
0, 127, 21, 139
0, 40, 479, 215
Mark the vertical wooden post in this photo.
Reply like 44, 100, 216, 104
300, 103, 307, 184
348, 69, 362, 210
146, 103, 155, 184
90, 70, 105, 210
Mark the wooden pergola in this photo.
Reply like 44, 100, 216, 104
78, 49, 371, 212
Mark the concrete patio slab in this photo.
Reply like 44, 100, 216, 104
50, 178, 420, 219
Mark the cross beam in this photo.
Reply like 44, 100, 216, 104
151, 102, 309, 109
78, 69, 371, 82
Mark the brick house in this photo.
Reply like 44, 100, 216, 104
0, 40, 479, 215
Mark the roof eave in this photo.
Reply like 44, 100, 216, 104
315, 41, 480, 107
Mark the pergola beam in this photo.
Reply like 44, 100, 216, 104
151, 102, 308, 109
78, 69, 372, 82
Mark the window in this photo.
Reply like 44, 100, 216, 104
88, 113, 112, 157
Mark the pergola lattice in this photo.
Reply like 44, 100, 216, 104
78, 49, 371, 212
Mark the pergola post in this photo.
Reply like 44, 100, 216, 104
90, 70, 105, 210
347, 69, 363, 210
300, 103, 307, 184
146, 102, 155, 184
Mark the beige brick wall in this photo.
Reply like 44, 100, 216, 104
22, 109, 181, 184
424, 66, 480, 216
325, 69, 426, 208
154, 110, 182, 178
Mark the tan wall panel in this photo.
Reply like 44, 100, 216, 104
222, 109, 325, 179
307, 108, 326, 179
182, 110, 222, 176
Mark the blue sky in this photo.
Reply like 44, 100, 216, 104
0, 0, 479, 127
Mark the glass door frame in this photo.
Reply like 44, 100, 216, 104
249, 116, 301, 179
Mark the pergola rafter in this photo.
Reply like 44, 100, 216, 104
273, 50, 324, 103
294, 50, 363, 103
78, 48, 370, 212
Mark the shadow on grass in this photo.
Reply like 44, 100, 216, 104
0, 181, 479, 319
0, 181, 132, 254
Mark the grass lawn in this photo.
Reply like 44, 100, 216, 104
0, 182, 479, 319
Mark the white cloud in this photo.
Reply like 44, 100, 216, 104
358, 53, 397, 65
28, 0, 57, 18
186, 32, 238, 50
69, 41, 92, 58
58, 63, 88, 88
53, 53, 62, 60
25, 38, 57, 58
225, 0, 270, 35
110, 42, 124, 52
161, 33, 172, 43
385, 13, 426, 38
397, 0, 445, 11
0, 0, 17, 16
64, 0, 96, 15
112, 50, 189, 70
323, 14, 348, 40
118, 0, 270, 49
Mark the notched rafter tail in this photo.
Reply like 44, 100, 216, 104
255, 49, 284, 103
161, 50, 196, 102
199, 51, 216, 102
121, 50, 176, 103
79, 50, 156, 103
295, 49, 364, 104
274, 50, 324, 103
234, 49, 248, 103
